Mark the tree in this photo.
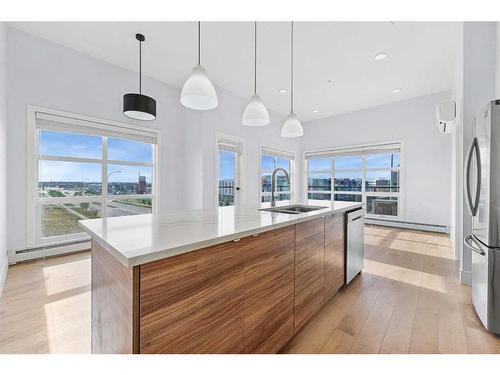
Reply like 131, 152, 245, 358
47, 189, 64, 197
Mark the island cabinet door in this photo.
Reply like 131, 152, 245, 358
294, 217, 325, 333
239, 226, 295, 353
324, 213, 346, 301
138, 241, 245, 353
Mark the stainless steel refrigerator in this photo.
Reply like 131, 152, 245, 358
464, 99, 500, 334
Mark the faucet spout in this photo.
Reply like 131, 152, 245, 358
271, 167, 290, 207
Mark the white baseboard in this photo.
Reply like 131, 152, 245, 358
461, 269, 472, 286
8, 241, 91, 264
0, 260, 7, 298
365, 218, 449, 234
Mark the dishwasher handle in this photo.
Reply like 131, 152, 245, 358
347, 209, 364, 223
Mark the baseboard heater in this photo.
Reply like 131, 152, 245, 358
8, 239, 91, 264
364, 218, 449, 234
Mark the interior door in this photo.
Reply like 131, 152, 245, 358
218, 148, 240, 207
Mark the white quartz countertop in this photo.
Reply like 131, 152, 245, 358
78, 200, 363, 267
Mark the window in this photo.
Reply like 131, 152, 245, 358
217, 139, 241, 207
306, 143, 401, 218
32, 111, 158, 245
260, 146, 294, 207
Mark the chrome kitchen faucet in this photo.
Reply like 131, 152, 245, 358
271, 167, 290, 207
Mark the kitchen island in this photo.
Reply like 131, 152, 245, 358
79, 201, 363, 354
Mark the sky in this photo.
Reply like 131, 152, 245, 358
39, 130, 399, 183
39, 130, 152, 182
218, 150, 235, 181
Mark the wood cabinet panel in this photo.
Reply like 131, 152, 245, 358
294, 218, 325, 332
91, 211, 349, 353
324, 213, 346, 301
139, 241, 245, 353
91, 239, 138, 354
240, 226, 295, 353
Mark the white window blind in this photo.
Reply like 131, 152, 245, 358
305, 142, 400, 159
218, 139, 242, 153
36, 112, 158, 144
261, 146, 295, 160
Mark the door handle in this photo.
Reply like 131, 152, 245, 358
472, 138, 481, 216
351, 215, 363, 222
464, 234, 486, 256
465, 139, 475, 215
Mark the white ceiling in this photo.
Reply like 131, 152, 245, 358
9, 21, 458, 122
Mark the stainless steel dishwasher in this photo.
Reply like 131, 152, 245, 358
345, 208, 365, 284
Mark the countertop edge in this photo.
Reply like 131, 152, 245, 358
79, 203, 363, 268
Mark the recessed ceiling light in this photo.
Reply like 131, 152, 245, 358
312, 109, 319, 113
392, 88, 402, 94
279, 89, 288, 94
375, 52, 388, 61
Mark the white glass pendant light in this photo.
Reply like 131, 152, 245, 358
281, 21, 303, 138
242, 22, 270, 126
180, 22, 218, 110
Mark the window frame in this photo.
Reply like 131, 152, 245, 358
259, 145, 296, 207
304, 141, 404, 220
27, 105, 160, 247
215, 132, 245, 207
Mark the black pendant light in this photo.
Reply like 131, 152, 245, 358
123, 33, 157, 121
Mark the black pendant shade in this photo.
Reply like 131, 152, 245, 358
123, 33, 157, 121
123, 93, 156, 121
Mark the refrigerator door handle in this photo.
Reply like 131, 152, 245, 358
465, 137, 481, 216
465, 139, 475, 214
472, 137, 481, 216
464, 234, 486, 256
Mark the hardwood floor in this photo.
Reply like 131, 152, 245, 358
282, 225, 500, 354
0, 252, 91, 353
1, 225, 499, 354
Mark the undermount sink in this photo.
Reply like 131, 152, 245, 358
259, 204, 327, 215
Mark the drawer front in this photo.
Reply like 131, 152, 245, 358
240, 226, 295, 353
294, 218, 325, 332
324, 213, 345, 301
139, 241, 245, 353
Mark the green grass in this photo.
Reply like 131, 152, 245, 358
114, 198, 152, 208
73, 207, 101, 219
42, 206, 83, 237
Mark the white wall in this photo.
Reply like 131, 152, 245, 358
496, 22, 500, 98
454, 22, 497, 284
0, 23, 8, 294
450, 23, 464, 263
7, 27, 184, 252
181, 87, 301, 210
5, 27, 301, 254
302, 91, 453, 228
197, 87, 301, 209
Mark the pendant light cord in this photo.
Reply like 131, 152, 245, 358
198, 21, 201, 66
139, 38, 142, 94
290, 21, 294, 114
254, 21, 257, 95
